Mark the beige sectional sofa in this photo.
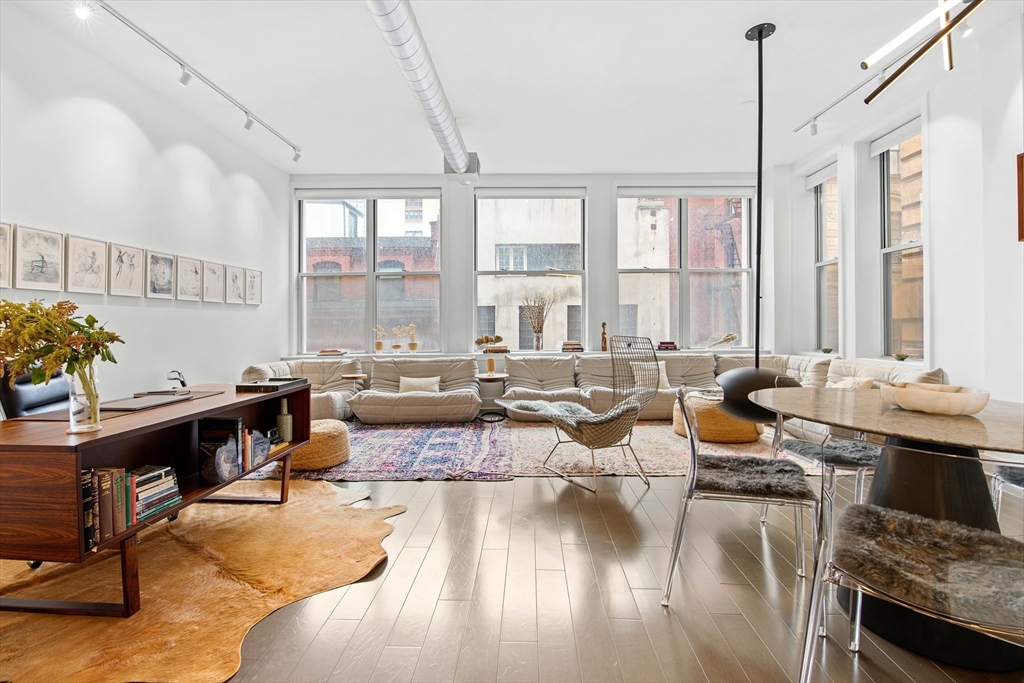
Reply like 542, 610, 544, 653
347, 357, 481, 424
241, 358, 364, 421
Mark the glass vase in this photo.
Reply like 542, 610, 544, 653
67, 364, 101, 434
533, 331, 543, 351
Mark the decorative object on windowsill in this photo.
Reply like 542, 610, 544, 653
601, 322, 607, 352
716, 22, 787, 424
276, 398, 294, 442
486, 357, 496, 375
475, 334, 506, 353
391, 343, 402, 354
0, 299, 124, 434
521, 293, 554, 351
373, 325, 386, 352
892, 353, 909, 361
880, 382, 990, 416
821, 347, 833, 354
707, 332, 740, 349
392, 324, 417, 353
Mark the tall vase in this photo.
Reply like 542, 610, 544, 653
276, 398, 294, 443
533, 331, 543, 351
68, 362, 101, 434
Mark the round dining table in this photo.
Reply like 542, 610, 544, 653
751, 387, 1024, 671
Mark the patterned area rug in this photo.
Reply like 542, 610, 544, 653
251, 420, 796, 482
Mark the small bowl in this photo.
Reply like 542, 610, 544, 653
821, 348, 833, 354
893, 353, 909, 361
880, 383, 990, 416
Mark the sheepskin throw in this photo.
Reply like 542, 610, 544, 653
834, 504, 1024, 629
996, 465, 1024, 488
695, 454, 817, 500
780, 438, 881, 468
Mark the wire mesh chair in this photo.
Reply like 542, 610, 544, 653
497, 335, 659, 493
662, 387, 820, 607
798, 446, 1024, 683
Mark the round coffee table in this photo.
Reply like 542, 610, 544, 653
475, 373, 509, 423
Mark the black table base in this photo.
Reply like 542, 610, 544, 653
838, 438, 1024, 672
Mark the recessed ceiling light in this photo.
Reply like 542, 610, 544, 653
75, 4, 93, 19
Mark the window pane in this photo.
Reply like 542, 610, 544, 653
477, 306, 496, 339
687, 198, 746, 268
817, 263, 839, 351
377, 198, 440, 271
617, 198, 679, 269
887, 135, 922, 247
376, 274, 441, 352
818, 178, 839, 261
477, 198, 583, 271
476, 274, 582, 351
302, 199, 366, 272
688, 271, 749, 347
303, 275, 365, 353
617, 272, 679, 342
885, 247, 924, 358
566, 305, 582, 343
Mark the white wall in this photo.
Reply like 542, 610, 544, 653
0, 3, 291, 401
775, 16, 1024, 401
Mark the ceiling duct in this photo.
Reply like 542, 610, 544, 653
365, 0, 477, 180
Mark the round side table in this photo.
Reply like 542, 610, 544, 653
475, 372, 509, 423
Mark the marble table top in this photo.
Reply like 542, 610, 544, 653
751, 388, 1024, 453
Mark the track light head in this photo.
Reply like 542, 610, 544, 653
877, 70, 886, 84
75, 3, 93, 19
178, 66, 193, 87
810, 119, 818, 136
244, 114, 254, 131
957, 22, 974, 38
292, 149, 302, 163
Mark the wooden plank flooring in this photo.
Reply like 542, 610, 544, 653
233, 475, 1024, 683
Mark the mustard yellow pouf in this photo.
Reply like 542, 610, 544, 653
673, 396, 763, 444
292, 419, 350, 471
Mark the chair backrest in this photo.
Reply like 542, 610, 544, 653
0, 369, 71, 419
609, 335, 659, 410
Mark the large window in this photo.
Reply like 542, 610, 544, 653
814, 175, 839, 351
881, 133, 924, 358
299, 194, 441, 353
617, 195, 751, 348
476, 195, 584, 351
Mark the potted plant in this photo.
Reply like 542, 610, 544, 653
391, 325, 404, 353
0, 299, 124, 432
373, 325, 386, 353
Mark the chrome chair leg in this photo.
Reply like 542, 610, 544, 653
622, 438, 650, 487
991, 472, 1004, 518
542, 429, 597, 493
848, 588, 863, 652
853, 468, 867, 503
794, 506, 806, 577
799, 529, 830, 683
760, 415, 785, 524
662, 496, 692, 606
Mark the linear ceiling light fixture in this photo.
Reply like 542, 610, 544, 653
860, 0, 961, 70
80, 0, 302, 162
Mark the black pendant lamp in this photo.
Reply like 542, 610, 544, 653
716, 22, 785, 423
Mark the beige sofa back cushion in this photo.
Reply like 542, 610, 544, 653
505, 355, 576, 392
826, 358, 947, 388
241, 358, 362, 393
714, 354, 830, 388
370, 357, 478, 394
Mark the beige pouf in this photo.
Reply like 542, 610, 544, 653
673, 397, 763, 444
291, 419, 350, 471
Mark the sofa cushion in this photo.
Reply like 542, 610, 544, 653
369, 357, 478, 394
505, 355, 577, 392
347, 389, 481, 424
399, 376, 440, 393
714, 354, 831, 388
500, 387, 588, 421
630, 361, 671, 390
832, 377, 875, 389
241, 359, 363, 421
826, 358, 947, 388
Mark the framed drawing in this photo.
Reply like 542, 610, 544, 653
65, 235, 107, 294
108, 243, 145, 297
176, 256, 202, 301
146, 250, 175, 299
225, 265, 244, 304
244, 268, 262, 305
0, 223, 12, 289
14, 225, 63, 291
202, 261, 225, 302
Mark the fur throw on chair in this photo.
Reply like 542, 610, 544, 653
695, 454, 816, 500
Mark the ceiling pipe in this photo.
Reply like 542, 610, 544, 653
365, 0, 471, 174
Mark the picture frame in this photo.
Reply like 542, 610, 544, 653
1017, 153, 1023, 243
176, 256, 202, 301
0, 222, 12, 289
225, 266, 244, 304
146, 250, 175, 299
108, 243, 145, 297
14, 225, 63, 291
65, 235, 107, 295
202, 261, 225, 302
244, 268, 262, 305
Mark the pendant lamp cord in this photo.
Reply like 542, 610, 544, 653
753, 27, 764, 369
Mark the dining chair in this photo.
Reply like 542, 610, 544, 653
497, 335, 660, 493
992, 465, 1024, 518
662, 387, 819, 606
798, 446, 1024, 683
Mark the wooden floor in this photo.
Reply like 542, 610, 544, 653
232, 474, 1023, 683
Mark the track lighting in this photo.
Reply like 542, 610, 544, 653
957, 21, 974, 38
244, 114, 254, 131
810, 119, 818, 136
178, 66, 193, 87
75, 4, 93, 19
292, 149, 302, 163
877, 69, 887, 84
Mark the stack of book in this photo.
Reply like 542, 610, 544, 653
658, 341, 679, 351
482, 345, 509, 354
561, 340, 584, 352
132, 465, 181, 522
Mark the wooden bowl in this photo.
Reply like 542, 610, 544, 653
879, 383, 990, 416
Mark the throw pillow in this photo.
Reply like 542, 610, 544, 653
399, 376, 441, 393
832, 377, 874, 389
630, 361, 671, 390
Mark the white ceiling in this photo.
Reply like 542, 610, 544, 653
15, 0, 1023, 175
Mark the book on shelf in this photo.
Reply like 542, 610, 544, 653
138, 496, 183, 522
81, 470, 95, 552
97, 469, 114, 542
129, 473, 138, 527
132, 464, 176, 488
91, 470, 100, 548
110, 468, 126, 536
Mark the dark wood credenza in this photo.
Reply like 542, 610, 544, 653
0, 383, 311, 617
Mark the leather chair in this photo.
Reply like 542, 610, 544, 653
0, 369, 71, 419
